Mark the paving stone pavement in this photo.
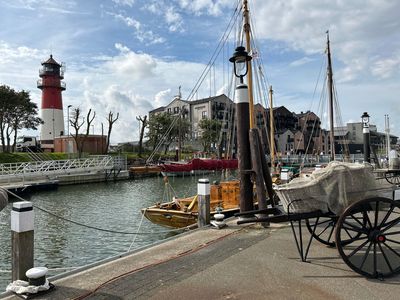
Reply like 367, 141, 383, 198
2, 221, 400, 300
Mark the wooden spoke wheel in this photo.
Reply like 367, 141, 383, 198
385, 172, 400, 185
306, 216, 338, 247
336, 197, 400, 278
306, 215, 364, 247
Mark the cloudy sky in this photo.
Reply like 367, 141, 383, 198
0, 0, 399, 143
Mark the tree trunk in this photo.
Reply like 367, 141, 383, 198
137, 115, 147, 158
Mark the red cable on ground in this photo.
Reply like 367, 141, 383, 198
73, 227, 247, 300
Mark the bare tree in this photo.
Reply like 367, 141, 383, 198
70, 108, 96, 158
136, 115, 147, 157
105, 111, 119, 154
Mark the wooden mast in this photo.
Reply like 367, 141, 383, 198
269, 86, 275, 169
243, 0, 255, 129
326, 31, 335, 161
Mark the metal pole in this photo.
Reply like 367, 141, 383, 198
235, 83, 254, 213
269, 86, 275, 170
385, 114, 390, 159
67, 105, 72, 136
363, 120, 371, 163
197, 178, 210, 227
11, 201, 34, 281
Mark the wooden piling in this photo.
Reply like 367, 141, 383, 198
197, 179, 210, 227
249, 129, 267, 212
256, 130, 276, 205
11, 201, 34, 281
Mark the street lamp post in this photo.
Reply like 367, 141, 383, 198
67, 105, 72, 136
229, 46, 254, 213
361, 112, 370, 163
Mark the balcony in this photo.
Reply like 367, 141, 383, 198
37, 79, 66, 90
39, 67, 64, 79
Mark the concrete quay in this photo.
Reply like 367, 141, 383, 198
2, 219, 400, 300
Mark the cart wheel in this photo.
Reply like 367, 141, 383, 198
306, 215, 364, 247
305, 216, 337, 247
336, 197, 400, 278
385, 172, 400, 185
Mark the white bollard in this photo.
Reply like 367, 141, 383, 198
197, 179, 210, 227
11, 201, 34, 281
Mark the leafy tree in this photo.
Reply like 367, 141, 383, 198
198, 118, 221, 153
145, 113, 175, 153
146, 112, 190, 154
0, 85, 42, 152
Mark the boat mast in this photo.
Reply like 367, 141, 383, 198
243, 0, 255, 129
326, 31, 335, 161
269, 86, 275, 169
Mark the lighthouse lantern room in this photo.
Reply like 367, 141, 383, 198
37, 55, 66, 152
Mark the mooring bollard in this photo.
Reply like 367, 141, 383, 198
197, 178, 210, 227
11, 201, 34, 281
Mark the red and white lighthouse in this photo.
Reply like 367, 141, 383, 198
37, 55, 66, 151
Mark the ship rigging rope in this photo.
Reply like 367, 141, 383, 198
147, 0, 242, 163
186, 0, 241, 102
2, 188, 195, 235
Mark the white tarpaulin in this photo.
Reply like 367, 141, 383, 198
275, 162, 390, 214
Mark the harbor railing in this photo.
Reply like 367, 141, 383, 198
0, 155, 127, 185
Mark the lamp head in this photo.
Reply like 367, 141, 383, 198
229, 46, 252, 82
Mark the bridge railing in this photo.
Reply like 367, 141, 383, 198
0, 155, 126, 180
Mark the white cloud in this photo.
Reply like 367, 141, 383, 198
289, 57, 314, 67
165, 6, 184, 32
177, 0, 232, 16
105, 43, 157, 79
110, 12, 166, 45
112, 0, 135, 7
371, 55, 400, 79
251, 0, 400, 82
154, 89, 172, 108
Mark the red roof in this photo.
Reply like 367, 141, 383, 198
42, 55, 61, 66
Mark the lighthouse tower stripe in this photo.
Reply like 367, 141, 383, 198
40, 109, 65, 141
41, 89, 63, 110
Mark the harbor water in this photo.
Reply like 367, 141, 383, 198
0, 171, 234, 291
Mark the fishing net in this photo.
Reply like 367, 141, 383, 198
275, 161, 391, 214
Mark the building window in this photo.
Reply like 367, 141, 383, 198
202, 111, 207, 119
167, 108, 171, 114
174, 107, 179, 114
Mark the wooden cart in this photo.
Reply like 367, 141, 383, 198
236, 191, 400, 279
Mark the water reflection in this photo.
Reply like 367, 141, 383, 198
0, 171, 234, 291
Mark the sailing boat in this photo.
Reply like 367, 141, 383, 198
142, 0, 266, 228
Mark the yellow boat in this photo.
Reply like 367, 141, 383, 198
141, 180, 254, 228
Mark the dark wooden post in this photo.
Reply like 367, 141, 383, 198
197, 179, 210, 227
256, 130, 275, 205
249, 129, 267, 212
235, 83, 254, 213
11, 201, 34, 281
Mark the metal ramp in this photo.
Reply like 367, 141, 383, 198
0, 155, 126, 186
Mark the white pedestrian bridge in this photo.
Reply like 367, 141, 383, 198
0, 155, 127, 187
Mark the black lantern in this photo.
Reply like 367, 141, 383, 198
361, 112, 370, 128
229, 46, 252, 83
